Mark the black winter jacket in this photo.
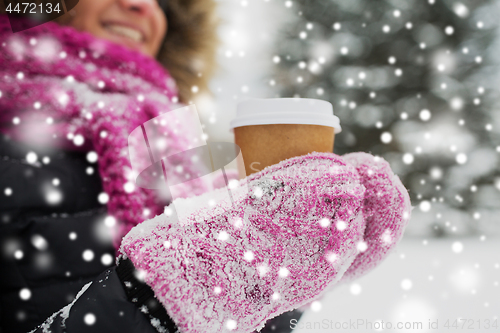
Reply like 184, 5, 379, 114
0, 134, 115, 333
30, 257, 304, 333
0, 134, 302, 333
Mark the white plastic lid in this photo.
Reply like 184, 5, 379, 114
230, 98, 342, 133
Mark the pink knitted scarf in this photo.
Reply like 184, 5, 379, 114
0, 15, 209, 248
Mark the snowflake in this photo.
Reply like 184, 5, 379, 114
84, 313, 96, 326
82, 249, 95, 262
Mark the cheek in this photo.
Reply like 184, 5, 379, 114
152, 13, 168, 51
69, 4, 104, 35
74, 0, 113, 34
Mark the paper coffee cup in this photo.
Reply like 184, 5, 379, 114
230, 98, 341, 178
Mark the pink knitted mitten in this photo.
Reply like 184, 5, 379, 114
340, 152, 412, 282
120, 152, 410, 333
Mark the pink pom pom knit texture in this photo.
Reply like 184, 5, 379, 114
0, 15, 212, 248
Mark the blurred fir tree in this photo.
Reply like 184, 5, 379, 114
271, 0, 500, 236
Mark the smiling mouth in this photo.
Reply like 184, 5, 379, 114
103, 23, 144, 43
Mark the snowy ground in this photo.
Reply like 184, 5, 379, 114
294, 236, 500, 333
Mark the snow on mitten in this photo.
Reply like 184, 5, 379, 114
120, 152, 368, 333
339, 152, 412, 282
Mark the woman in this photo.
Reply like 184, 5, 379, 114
0, 0, 221, 331
0, 1, 411, 332
0, 1, 308, 332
